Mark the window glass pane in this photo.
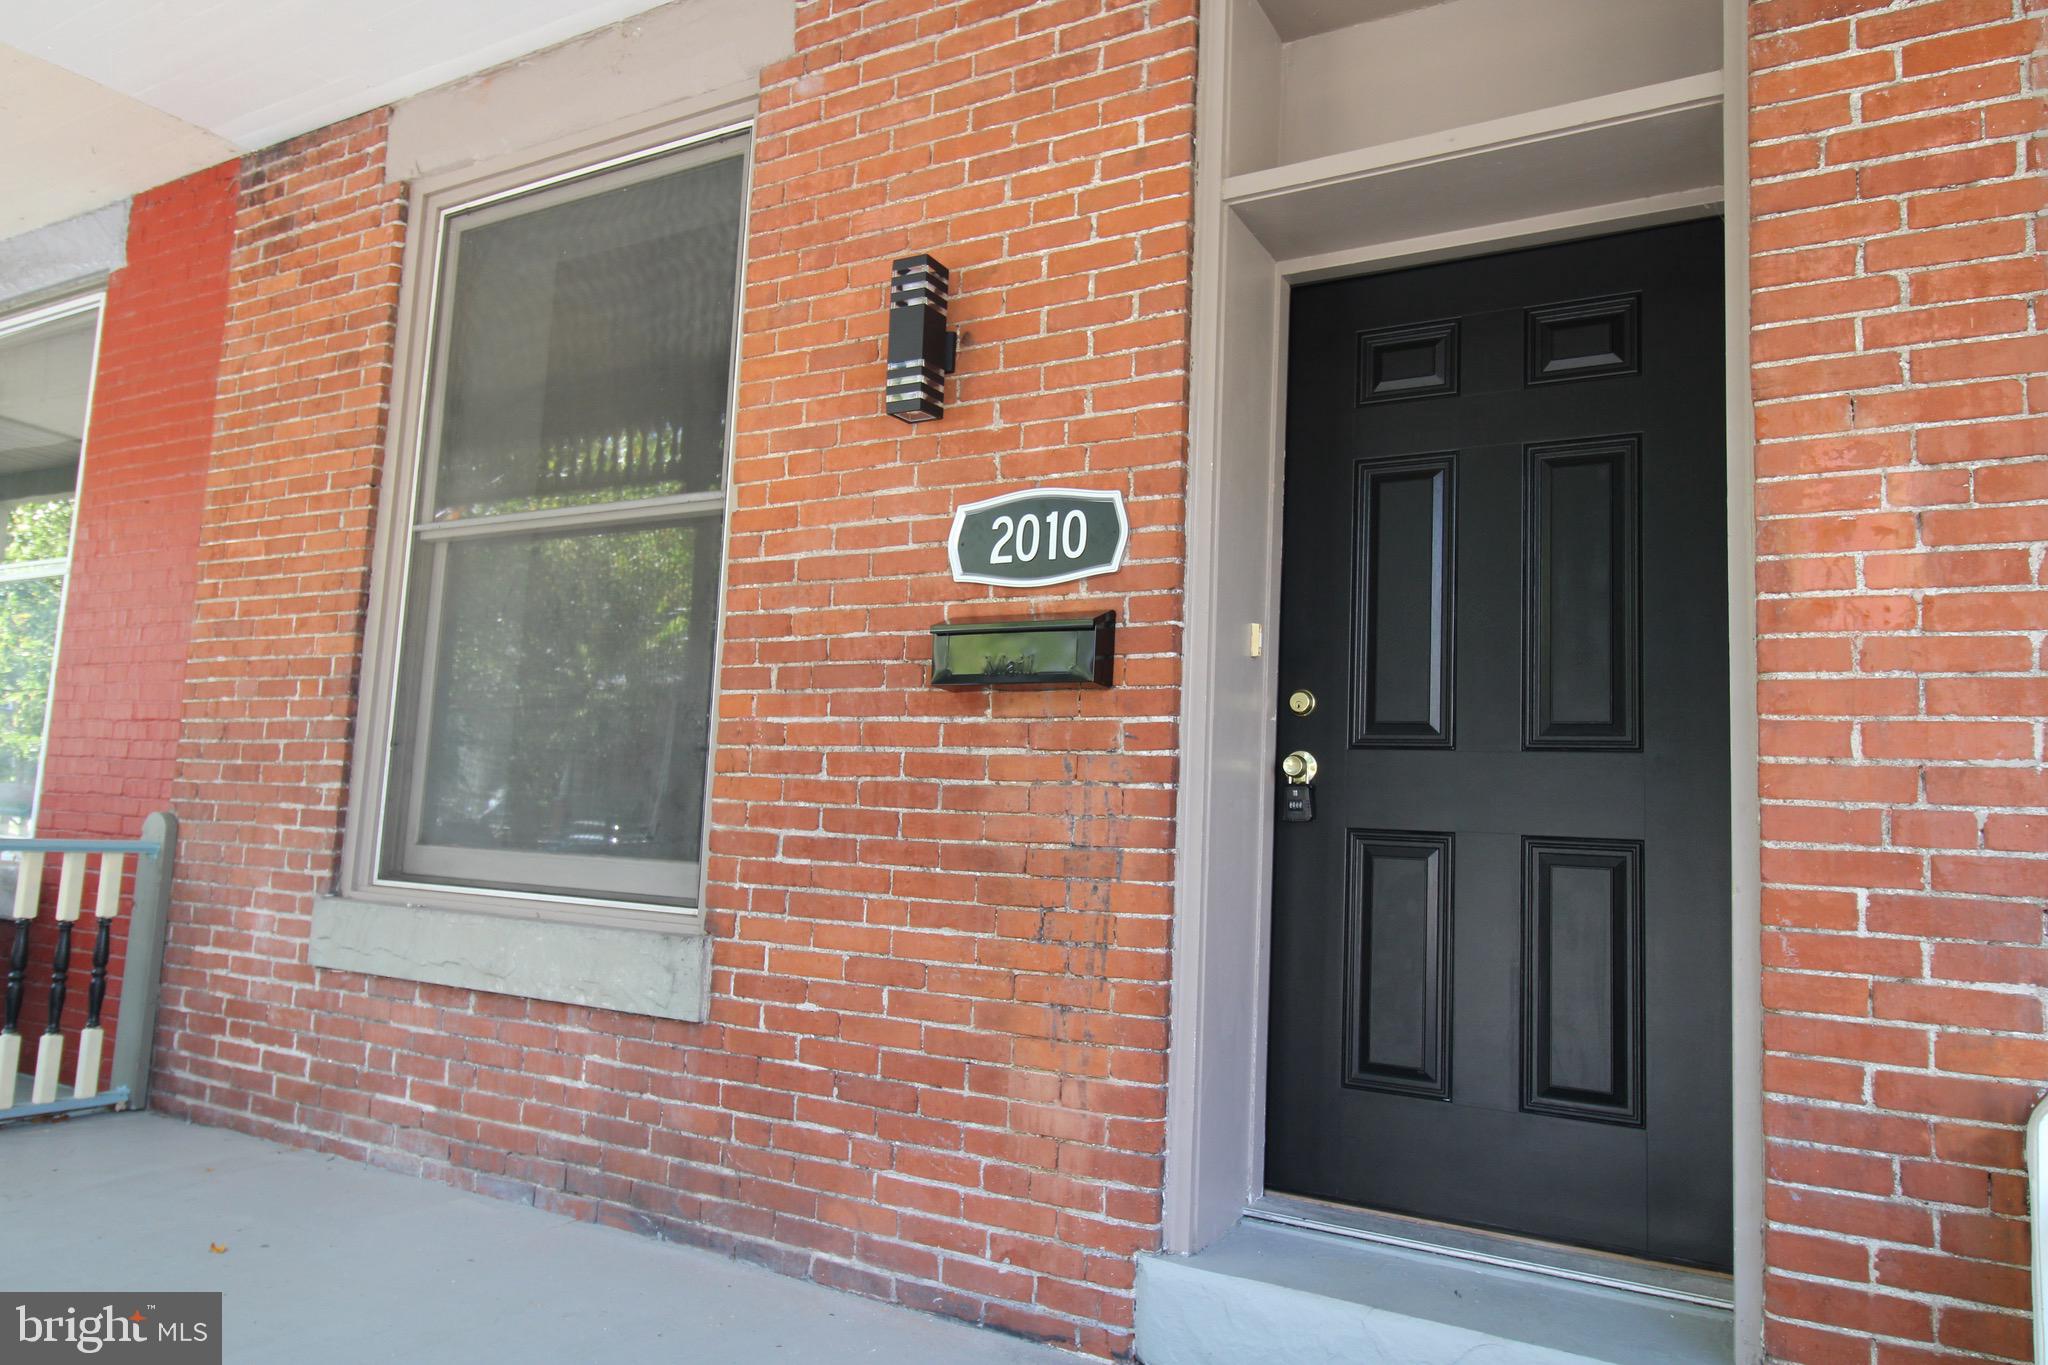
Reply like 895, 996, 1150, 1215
0, 570, 66, 838
0, 307, 94, 839
0, 310, 94, 497
0, 491, 74, 563
396, 519, 722, 899
427, 153, 745, 521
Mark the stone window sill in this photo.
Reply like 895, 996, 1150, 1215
309, 895, 712, 1023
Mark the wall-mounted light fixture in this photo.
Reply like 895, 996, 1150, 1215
885, 254, 958, 423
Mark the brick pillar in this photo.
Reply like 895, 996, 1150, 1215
154, 112, 407, 1131
28, 161, 236, 1058
1749, 1, 2047, 1360
702, 1, 1196, 1351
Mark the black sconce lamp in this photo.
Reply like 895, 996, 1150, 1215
885, 254, 958, 423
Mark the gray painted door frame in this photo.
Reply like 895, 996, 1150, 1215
1164, 0, 1760, 1356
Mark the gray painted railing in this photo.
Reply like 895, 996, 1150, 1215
0, 811, 177, 1121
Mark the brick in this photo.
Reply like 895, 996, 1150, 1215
1860, 721, 2033, 759
1753, 51, 1900, 107
1908, 255, 2048, 305
1874, 982, 2041, 1032
1862, 299, 2029, 347
1905, 175, 2048, 227
1910, 334, 2048, 384
1766, 1185, 1936, 1245
1766, 1276, 1934, 1341
1856, 0, 2022, 47
1752, 0, 1893, 35
1868, 894, 2040, 944
1936, 1305, 2031, 1358
1875, 1247, 2029, 1309
30, 162, 237, 1055
1917, 417, 2048, 463
1899, 20, 2048, 77
1863, 550, 2031, 589
1753, 204, 1904, 255
1859, 634, 2032, 671
1823, 110, 1980, 164
1864, 219, 2029, 271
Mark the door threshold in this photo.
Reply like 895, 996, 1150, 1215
1247, 1192, 1733, 1311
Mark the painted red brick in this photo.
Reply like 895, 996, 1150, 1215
1753, 0, 2048, 1359
15, 162, 236, 1067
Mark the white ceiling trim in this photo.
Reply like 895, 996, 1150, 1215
0, 44, 233, 239
5, 0, 680, 151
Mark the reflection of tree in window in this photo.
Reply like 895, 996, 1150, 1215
418, 522, 720, 866
0, 496, 74, 836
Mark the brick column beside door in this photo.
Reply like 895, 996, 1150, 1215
704, 2, 1196, 1350
1749, 1, 2047, 1360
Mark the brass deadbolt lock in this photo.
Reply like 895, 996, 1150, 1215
1287, 689, 1316, 716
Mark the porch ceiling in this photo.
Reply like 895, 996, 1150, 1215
0, 0, 677, 239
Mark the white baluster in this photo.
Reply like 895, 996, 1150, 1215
0, 850, 44, 1110
29, 853, 86, 1105
9, 850, 40, 920
73, 852, 124, 1101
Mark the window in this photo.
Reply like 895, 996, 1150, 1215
368, 132, 747, 912
0, 297, 98, 839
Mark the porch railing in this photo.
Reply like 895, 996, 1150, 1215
0, 811, 177, 1120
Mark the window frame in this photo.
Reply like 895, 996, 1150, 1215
343, 116, 753, 930
0, 289, 105, 840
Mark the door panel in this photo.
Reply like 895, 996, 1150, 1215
1344, 830, 1453, 1099
1353, 456, 1455, 746
1266, 220, 1732, 1269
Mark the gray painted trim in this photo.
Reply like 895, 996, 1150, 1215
310, 896, 713, 1023
1721, 0, 1764, 1358
341, 97, 755, 935
385, 0, 790, 184
1169, 8, 1760, 1359
1247, 1194, 1734, 1309
112, 811, 177, 1109
1166, 0, 1259, 1254
0, 203, 128, 312
1137, 1221, 1733, 1365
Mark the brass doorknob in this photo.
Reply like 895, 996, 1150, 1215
1280, 750, 1318, 785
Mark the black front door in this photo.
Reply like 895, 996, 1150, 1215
1266, 221, 1732, 1269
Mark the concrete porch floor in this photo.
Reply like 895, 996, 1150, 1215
1, 1110, 1077, 1364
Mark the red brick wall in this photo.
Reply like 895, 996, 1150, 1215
21, 162, 236, 1055
1749, 1, 2047, 1360
152, 115, 410, 1148
704, 0, 1193, 1349
152, 0, 1195, 1352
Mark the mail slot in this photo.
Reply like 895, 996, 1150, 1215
930, 612, 1115, 688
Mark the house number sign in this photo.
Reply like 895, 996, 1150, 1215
947, 487, 1128, 588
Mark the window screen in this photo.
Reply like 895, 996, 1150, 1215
379, 142, 745, 907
